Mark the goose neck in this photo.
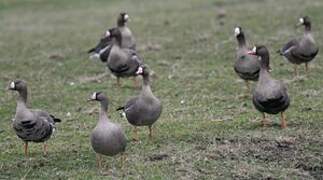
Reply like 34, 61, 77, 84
17, 88, 28, 109
236, 34, 246, 48
99, 99, 109, 122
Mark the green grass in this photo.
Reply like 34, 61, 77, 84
1, 0, 323, 179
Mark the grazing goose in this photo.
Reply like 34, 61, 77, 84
106, 27, 143, 86
88, 92, 127, 169
117, 65, 162, 141
88, 12, 136, 62
233, 26, 260, 92
278, 16, 319, 76
248, 46, 290, 128
8, 80, 61, 156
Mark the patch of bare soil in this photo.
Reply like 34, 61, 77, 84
211, 136, 323, 179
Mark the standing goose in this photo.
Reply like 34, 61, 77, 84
88, 92, 127, 169
8, 80, 61, 156
233, 26, 260, 92
106, 27, 143, 86
117, 12, 136, 50
278, 16, 319, 76
117, 65, 162, 141
88, 12, 136, 62
248, 46, 290, 128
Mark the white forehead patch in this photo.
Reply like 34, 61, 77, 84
91, 92, 97, 100
105, 30, 110, 37
234, 27, 240, 36
252, 46, 257, 53
124, 14, 129, 20
136, 66, 143, 74
299, 18, 304, 24
10, 81, 15, 89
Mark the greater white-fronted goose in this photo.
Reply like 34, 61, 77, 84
88, 92, 127, 169
117, 12, 136, 50
8, 80, 61, 156
88, 32, 113, 62
233, 26, 260, 92
117, 65, 162, 140
88, 12, 136, 62
248, 46, 290, 128
278, 16, 319, 76
106, 27, 143, 86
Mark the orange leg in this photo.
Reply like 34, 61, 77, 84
305, 63, 309, 74
24, 142, 28, 157
261, 113, 270, 127
245, 80, 250, 93
43, 143, 48, 156
280, 112, 287, 129
133, 77, 140, 88
116, 77, 121, 87
96, 154, 102, 169
148, 125, 153, 139
132, 127, 139, 141
294, 65, 298, 77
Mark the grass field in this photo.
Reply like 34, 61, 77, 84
1, 0, 323, 179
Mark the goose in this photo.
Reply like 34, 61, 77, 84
88, 92, 127, 169
8, 80, 61, 156
248, 46, 290, 128
117, 65, 162, 141
278, 16, 319, 76
88, 12, 136, 62
106, 27, 143, 86
233, 26, 260, 92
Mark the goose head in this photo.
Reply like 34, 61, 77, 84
105, 28, 122, 46
136, 65, 150, 77
88, 31, 112, 58
117, 12, 129, 26
234, 26, 242, 37
234, 26, 246, 47
88, 92, 106, 102
248, 46, 271, 71
296, 16, 311, 30
8, 80, 27, 91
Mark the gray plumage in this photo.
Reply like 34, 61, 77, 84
251, 46, 290, 114
89, 92, 127, 156
117, 12, 136, 50
88, 12, 135, 62
9, 80, 61, 143
107, 28, 143, 78
118, 66, 162, 127
278, 16, 319, 65
234, 27, 260, 81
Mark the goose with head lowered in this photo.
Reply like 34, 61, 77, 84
117, 65, 162, 141
233, 26, 260, 92
88, 12, 136, 62
248, 46, 290, 128
277, 16, 319, 76
8, 80, 61, 156
88, 92, 127, 169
